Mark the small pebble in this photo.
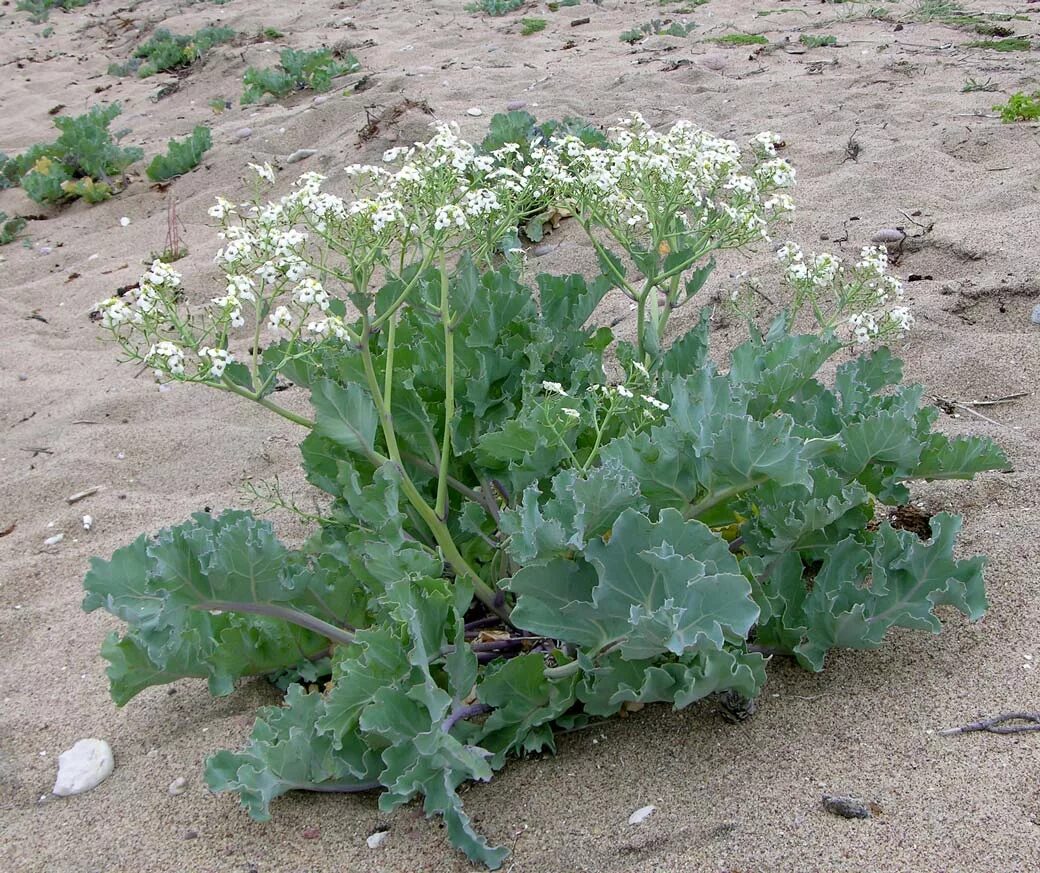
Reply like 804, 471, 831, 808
119, 217, 131, 227
234, 127, 253, 141
82, 515, 93, 531
466, 107, 483, 117
506, 100, 527, 111
821, 793, 871, 819
1030, 303, 1040, 326
628, 805, 656, 825
18, 374, 28, 381
871, 227, 906, 245
302, 826, 320, 840
44, 533, 64, 546
531, 243, 555, 257
182, 830, 198, 840
312, 95, 329, 106
53, 738, 114, 796
168, 776, 187, 796
285, 149, 317, 164
366, 830, 388, 849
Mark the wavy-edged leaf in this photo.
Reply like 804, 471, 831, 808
83, 511, 358, 702
501, 461, 646, 564
507, 508, 758, 660
311, 378, 380, 461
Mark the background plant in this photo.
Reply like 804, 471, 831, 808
0, 212, 27, 245
241, 48, 359, 104
87, 117, 1005, 869
4, 104, 142, 204
108, 26, 235, 78
15, 0, 91, 24
993, 91, 1040, 122
146, 125, 212, 182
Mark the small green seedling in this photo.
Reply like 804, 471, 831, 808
521, 17, 547, 35
710, 33, 769, 46
993, 91, 1040, 122
962, 77, 998, 92
466, 0, 524, 15
146, 126, 213, 182
966, 37, 1031, 52
621, 19, 697, 43
800, 34, 837, 47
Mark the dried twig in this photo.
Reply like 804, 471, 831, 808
964, 392, 1029, 407
939, 712, 1040, 736
67, 486, 101, 505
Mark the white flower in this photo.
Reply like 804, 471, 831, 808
268, 305, 294, 332
293, 276, 327, 306
199, 347, 234, 379
632, 361, 649, 377
147, 341, 185, 376
433, 204, 468, 232
889, 306, 914, 332
561, 407, 581, 419
96, 297, 139, 328
208, 197, 235, 220
248, 162, 276, 184
541, 380, 567, 396
615, 385, 634, 399
641, 394, 669, 411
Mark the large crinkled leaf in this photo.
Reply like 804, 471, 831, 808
475, 654, 579, 766
833, 347, 904, 415
576, 648, 767, 717
310, 378, 380, 461
741, 467, 872, 558
658, 307, 711, 383
83, 511, 360, 703
729, 330, 842, 420
908, 433, 1008, 480
600, 424, 702, 511
790, 513, 987, 670
500, 461, 646, 564
536, 272, 610, 333
507, 509, 759, 661
205, 684, 382, 820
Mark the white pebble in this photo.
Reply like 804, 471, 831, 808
82, 515, 93, 531
44, 533, 64, 546
466, 107, 483, 117
628, 805, 656, 825
366, 830, 388, 849
119, 217, 131, 227
53, 739, 114, 796
168, 776, 187, 796
285, 148, 317, 164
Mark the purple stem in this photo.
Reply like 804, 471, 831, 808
441, 702, 492, 733
464, 616, 502, 632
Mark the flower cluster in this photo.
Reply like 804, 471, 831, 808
776, 242, 912, 343
548, 113, 795, 249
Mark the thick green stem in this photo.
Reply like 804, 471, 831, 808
358, 326, 509, 622
195, 600, 355, 646
685, 476, 767, 519
384, 314, 396, 408
435, 256, 455, 522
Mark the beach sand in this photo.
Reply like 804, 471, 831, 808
1, 1, 1039, 870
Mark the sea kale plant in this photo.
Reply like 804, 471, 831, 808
108, 26, 236, 78
4, 104, 141, 204
86, 114, 1005, 868
241, 48, 359, 105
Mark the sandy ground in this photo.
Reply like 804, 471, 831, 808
2, 0, 1040, 870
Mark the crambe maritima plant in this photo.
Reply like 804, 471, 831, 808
85, 115, 1006, 869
